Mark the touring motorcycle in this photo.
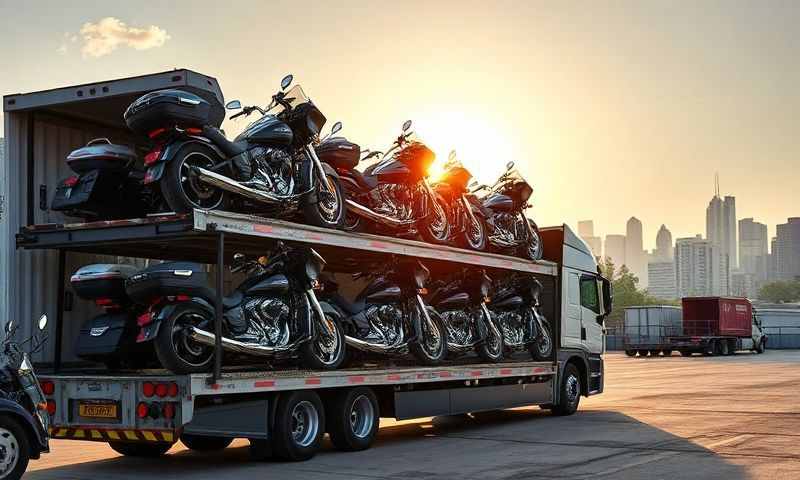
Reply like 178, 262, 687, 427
0, 315, 50, 480
432, 151, 488, 250
327, 121, 451, 244
318, 257, 447, 365
429, 268, 504, 361
474, 162, 543, 260
125, 74, 346, 229
488, 273, 553, 360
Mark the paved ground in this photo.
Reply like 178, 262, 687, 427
27, 350, 800, 479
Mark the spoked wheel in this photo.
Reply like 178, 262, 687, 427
154, 304, 215, 374
327, 387, 380, 452
160, 144, 225, 213
271, 391, 325, 461
304, 170, 346, 229
530, 320, 553, 361
0, 417, 28, 480
300, 313, 346, 370
476, 310, 504, 362
463, 211, 488, 251
419, 192, 451, 245
410, 307, 447, 365
525, 219, 543, 260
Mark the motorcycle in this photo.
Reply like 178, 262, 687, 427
123, 242, 346, 374
0, 315, 50, 480
318, 257, 447, 365
432, 151, 489, 250
330, 121, 451, 244
429, 268, 504, 362
473, 162, 543, 260
125, 74, 346, 229
488, 274, 553, 360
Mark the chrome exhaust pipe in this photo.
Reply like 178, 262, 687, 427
193, 167, 287, 204
190, 327, 299, 356
344, 334, 407, 354
345, 199, 416, 227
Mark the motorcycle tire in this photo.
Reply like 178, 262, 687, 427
530, 322, 553, 361
418, 192, 451, 245
299, 313, 346, 370
154, 303, 215, 374
0, 415, 30, 480
160, 143, 225, 214
303, 168, 346, 229
410, 307, 447, 365
476, 314, 504, 363
462, 212, 488, 251
524, 219, 544, 261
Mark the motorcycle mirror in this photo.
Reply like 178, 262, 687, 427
281, 74, 293, 90
402, 120, 412, 132
330, 121, 342, 136
233, 253, 246, 263
225, 100, 242, 110
506, 161, 515, 170
37, 315, 48, 331
448, 150, 457, 162
4, 320, 12, 335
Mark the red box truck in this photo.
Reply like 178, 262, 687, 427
670, 297, 767, 356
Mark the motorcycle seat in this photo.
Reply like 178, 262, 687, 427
222, 290, 243, 310
349, 169, 379, 190
202, 125, 248, 158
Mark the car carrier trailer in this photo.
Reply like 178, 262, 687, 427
15, 209, 610, 461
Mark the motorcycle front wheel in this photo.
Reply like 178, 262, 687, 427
476, 311, 504, 363
530, 319, 553, 361
524, 219, 544, 261
300, 313, 346, 370
462, 211, 488, 251
154, 303, 215, 374
419, 192, 451, 245
160, 144, 225, 214
410, 307, 447, 365
303, 171, 345, 229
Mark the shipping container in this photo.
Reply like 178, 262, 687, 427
682, 297, 752, 337
623, 306, 682, 351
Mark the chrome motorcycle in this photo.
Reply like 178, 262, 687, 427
474, 162, 543, 260
429, 268, 504, 362
488, 274, 553, 360
319, 257, 447, 365
432, 151, 488, 251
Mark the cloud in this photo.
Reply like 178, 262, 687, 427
78, 17, 170, 58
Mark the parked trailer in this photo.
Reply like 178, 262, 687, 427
622, 306, 682, 357
669, 297, 767, 356
17, 210, 610, 461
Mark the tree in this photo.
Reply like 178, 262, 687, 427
758, 280, 800, 303
600, 256, 677, 330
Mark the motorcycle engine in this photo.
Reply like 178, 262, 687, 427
371, 184, 415, 222
244, 147, 294, 196
491, 213, 524, 247
495, 310, 528, 347
440, 309, 475, 346
240, 296, 292, 347
363, 304, 403, 345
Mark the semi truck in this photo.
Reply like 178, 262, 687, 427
623, 297, 767, 357
3, 71, 611, 462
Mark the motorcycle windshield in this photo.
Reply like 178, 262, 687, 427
277, 85, 310, 111
494, 169, 532, 203
439, 159, 473, 190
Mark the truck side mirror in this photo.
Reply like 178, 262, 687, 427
601, 277, 613, 316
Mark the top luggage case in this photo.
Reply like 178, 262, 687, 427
71, 264, 139, 304
125, 261, 214, 304
316, 137, 360, 170
66, 139, 137, 174
124, 89, 225, 136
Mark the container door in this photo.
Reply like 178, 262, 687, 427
562, 271, 583, 349
579, 274, 604, 354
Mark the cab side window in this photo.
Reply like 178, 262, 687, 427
579, 276, 600, 314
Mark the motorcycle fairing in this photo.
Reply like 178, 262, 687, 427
483, 193, 515, 212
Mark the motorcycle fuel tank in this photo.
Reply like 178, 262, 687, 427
361, 277, 403, 304
436, 292, 470, 310
483, 193, 515, 212
372, 159, 412, 184
246, 274, 291, 296
236, 115, 293, 147
492, 294, 525, 310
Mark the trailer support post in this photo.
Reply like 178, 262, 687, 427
53, 250, 66, 373
211, 231, 224, 384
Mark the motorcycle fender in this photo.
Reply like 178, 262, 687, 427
144, 138, 226, 184
138, 300, 214, 343
0, 399, 48, 456
301, 161, 340, 205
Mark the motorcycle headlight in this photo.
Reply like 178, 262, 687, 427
305, 249, 326, 282
414, 262, 430, 290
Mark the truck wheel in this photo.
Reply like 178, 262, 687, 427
180, 434, 233, 451
714, 340, 725, 356
109, 441, 173, 457
636, 349, 646, 357
756, 339, 766, 354
552, 363, 581, 416
154, 303, 215, 374
663, 349, 673, 357
679, 349, 691, 356
271, 391, 325, 461
409, 308, 447, 365
720, 340, 730, 356
648, 350, 660, 357
624, 350, 636, 357
0, 416, 30, 480
327, 387, 380, 452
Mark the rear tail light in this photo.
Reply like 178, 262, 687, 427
142, 382, 155, 398
163, 403, 175, 420
144, 148, 163, 166
64, 175, 80, 187
137, 402, 149, 419
137, 312, 154, 327
95, 298, 115, 307
46, 400, 56, 416
185, 127, 202, 135
147, 128, 167, 139
167, 382, 179, 397
40, 380, 55, 395
155, 383, 168, 398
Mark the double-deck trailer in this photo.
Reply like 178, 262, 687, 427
17, 210, 610, 461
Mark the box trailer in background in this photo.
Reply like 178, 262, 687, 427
623, 306, 682, 356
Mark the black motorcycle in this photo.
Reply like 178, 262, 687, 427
488, 274, 553, 360
328, 121, 451, 244
319, 257, 447, 365
474, 162, 543, 260
429, 268, 504, 362
124, 74, 346, 229
432, 151, 488, 251
0, 315, 50, 480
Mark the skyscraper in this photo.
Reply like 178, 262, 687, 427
648, 260, 677, 299
625, 217, 646, 287
675, 235, 729, 297
738, 218, 769, 291
654, 224, 673, 260
604, 234, 626, 269
577, 220, 594, 238
774, 218, 800, 281
705, 175, 737, 269
577, 220, 602, 258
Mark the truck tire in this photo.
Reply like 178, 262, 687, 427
551, 363, 581, 416
109, 441, 173, 457
678, 349, 691, 356
648, 350, 660, 357
756, 339, 766, 354
663, 349, 673, 357
180, 434, 233, 451
0, 415, 31, 480
720, 340, 730, 356
271, 391, 325, 461
327, 387, 380, 452
624, 350, 636, 357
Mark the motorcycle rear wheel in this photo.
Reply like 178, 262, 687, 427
410, 307, 447, 365
154, 303, 215, 374
160, 144, 225, 214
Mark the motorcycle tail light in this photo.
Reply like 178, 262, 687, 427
95, 298, 115, 307
144, 148, 163, 165
167, 382, 179, 398
46, 400, 56, 416
142, 382, 155, 398
155, 383, 168, 398
40, 380, 55, 395
185, 127, 202, 135
64, 175, 80, 187
137, 402, 149, 419
163, 403, 175, 420
147, 128, 167, 139
137, 312, 154, 327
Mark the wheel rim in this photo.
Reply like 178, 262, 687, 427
565, 374, 580, 405
178, 152, 224, 209
290, 401, 319, 448
349, 395, 375, 438
317, 176, 342, 224
421, 311, 443, 358
171, 310, 214, 368
527, 227, 543, 259
536, 330, 552, 357
466, 215, 485, 250
312, 316, 342, 366
426, 198, 449, 241
0, 428, 19, 475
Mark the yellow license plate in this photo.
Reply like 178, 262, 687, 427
79, 403, 118, 419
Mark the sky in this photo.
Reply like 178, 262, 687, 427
1, 0, 798, 251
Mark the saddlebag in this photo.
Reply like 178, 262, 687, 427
66, 139, 136, 174
51, 169, 145, 220
316, 137, 360, 170
71, 264, 138, 304
74, 311, 138, 362
124, 89, 224, 136
125, 261, 214, 304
